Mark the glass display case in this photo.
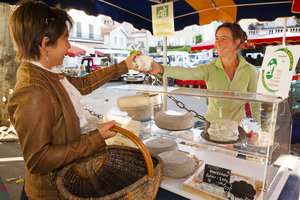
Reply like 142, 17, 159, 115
99, 84, 292, 200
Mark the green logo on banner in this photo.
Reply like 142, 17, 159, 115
260, 48, 293, 93
156, 5, 169, 19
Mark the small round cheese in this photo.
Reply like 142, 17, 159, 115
158, 150, 195, 178
145, 138, 178, 155
154, 110, 194, 130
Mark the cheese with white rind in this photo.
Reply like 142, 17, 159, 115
117, 95, 151, 121
145, 138, 178, 155
158, 150, 195, 178
207, 120, 239, 141
154, 110, 194, 130
117, 95, 150, 108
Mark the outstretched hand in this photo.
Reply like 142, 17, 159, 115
124, 51, 143, 70
141, 60, 164, 75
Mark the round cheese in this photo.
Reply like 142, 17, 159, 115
207, 120, 239, 141
145, 138, 178, 155
158, 150, 195, 178
154, 110, 194, 130
117, 95, 150, 108
117, 95, 151, 121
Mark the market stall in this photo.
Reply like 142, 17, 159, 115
2, 0, 300, 199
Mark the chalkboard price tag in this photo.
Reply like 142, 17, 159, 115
203, 164, 231, 188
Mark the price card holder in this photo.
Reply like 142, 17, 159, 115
203, 164, 231, 188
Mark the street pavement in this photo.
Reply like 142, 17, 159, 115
0, 141, 25, 200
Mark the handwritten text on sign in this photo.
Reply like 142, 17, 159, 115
203, 164, 231, 187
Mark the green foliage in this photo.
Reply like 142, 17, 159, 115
149, 46, 157, 53
127, 49, 142, 54
195, 34, 203, 44
148, 45, 192, 53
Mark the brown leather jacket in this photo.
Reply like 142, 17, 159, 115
8, 61, 128, 199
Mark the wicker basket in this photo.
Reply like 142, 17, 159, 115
56, 126, 163, 200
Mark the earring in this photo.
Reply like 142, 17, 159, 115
46, 52, 49, 62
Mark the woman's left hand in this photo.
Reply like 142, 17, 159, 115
97, 120, 121, 140
125, 51, 143, 70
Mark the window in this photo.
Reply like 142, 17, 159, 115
76, 22, 82, 37
114, 36, 117, 45
89, 24, 94, 39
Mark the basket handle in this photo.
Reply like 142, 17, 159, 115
109, 126, 154, 178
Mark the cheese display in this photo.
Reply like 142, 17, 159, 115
154, 110, 194, 130
158, 150, 195, 178
117, 95, 151, 121
145, 138, 178, 155
207, 120, 239, 142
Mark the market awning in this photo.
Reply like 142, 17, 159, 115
243, 32, 300, 49
65, 45, 86, 57
2, 0, 300, 33
191, 33, 300, 51
69, 42, 104, 56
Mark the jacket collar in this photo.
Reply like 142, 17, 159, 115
215, 54, 248, 70
23, 62, 65, 80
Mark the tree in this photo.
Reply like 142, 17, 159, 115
0, 3, 19, 126
194, 34, 203, 44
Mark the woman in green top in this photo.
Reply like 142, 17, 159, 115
148, 22, 259, 123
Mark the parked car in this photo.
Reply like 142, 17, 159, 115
121, 69, 147, 83
81, 56, 108, 73
191, 58, 214, 67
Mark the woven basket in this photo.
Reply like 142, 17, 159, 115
56, 126, 163, 200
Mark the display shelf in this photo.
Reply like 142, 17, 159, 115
104, 84, 292, 200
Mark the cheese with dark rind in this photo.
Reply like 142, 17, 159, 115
154, 110, 194, 130
158, 150, 195, 178
145, 138, 178, 155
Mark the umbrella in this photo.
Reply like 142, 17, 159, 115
191, 32, 300, 51
191, 39, 215, 51
243, 32, 300, 48
69, 42, 104, 56
65, 45, 86, 57
2, 0, 300, 33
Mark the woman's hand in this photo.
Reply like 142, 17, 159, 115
141, 60, 164, 75
124, 51, 143, 70
97, 120, 120, 140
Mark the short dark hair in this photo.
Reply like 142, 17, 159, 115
9, 0, 73, 61
216, 22, 247, 49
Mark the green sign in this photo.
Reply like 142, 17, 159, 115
156, 5, 169, 19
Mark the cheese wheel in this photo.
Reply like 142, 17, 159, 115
117, 95, 150, 108
158, 150, 195, 178
145, 138, 178, 155
117, 95, 151, 121
154, 110, 194, 130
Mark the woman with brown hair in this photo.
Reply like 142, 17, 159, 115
8, 1, 139, 199
146, 22, 260, 123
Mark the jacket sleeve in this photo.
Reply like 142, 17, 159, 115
66, 61, 128, 95
162, 64, 209, 81
8, 85, 106, 174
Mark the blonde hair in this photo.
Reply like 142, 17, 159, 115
9, 0, 73, 61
